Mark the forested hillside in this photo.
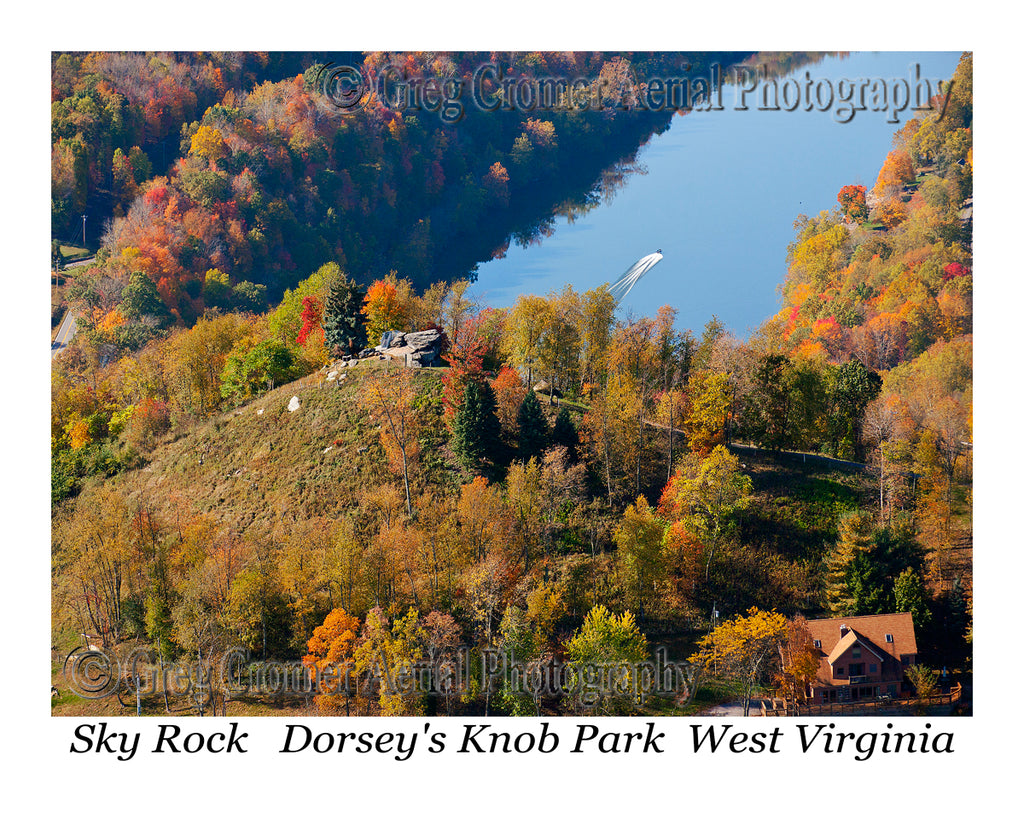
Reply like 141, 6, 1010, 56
53, 51, 748, 317
51, 52, 971, 717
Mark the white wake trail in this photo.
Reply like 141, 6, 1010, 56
607, 251, 663, 303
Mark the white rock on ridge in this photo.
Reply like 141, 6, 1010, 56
288, 396, 301, 412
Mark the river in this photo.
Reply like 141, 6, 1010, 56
468, 51, 962, 337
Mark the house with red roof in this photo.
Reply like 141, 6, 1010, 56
804, 612, 918, 704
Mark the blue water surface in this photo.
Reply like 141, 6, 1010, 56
468, 51, 962, 337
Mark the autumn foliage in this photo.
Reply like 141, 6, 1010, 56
837, 184, 868, 223
51, 53, 973, 719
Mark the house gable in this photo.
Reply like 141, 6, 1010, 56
804, 612, 918, 693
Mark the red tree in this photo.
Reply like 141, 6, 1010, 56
441, 314, 488, 425
297, 296, 324, 346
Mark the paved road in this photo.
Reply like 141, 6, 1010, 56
51, 309, 76, 359
50, 256, 91, 360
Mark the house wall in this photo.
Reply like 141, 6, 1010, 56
830, 644, 892, 684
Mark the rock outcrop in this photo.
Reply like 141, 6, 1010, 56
373, 328, 445, 368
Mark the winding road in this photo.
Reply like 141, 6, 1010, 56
50, 256, 92, 360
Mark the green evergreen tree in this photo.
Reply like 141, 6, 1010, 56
825, 510, 875, 615
550, 406, 579, 461
517, 390, 548, 461
846, 552, 890, 615
452, 379, 501, 467
894, 567, 931, 628
323, 273, 367, 355
942, 577, 969, 658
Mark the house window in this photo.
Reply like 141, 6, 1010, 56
813, 639, 821, 648
852, 647, 861, 659
849, 663, 864, 676
885, 634, 894, 643
837, 667, 844, 675
869, 663, 878, 673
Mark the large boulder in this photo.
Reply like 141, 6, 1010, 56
375, 328, 444, 367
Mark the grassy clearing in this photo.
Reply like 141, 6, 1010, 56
59, 244, 91, 261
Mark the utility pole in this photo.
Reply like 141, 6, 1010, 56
82, 214, 87, 249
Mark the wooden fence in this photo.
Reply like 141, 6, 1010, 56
759, 683, 963, 716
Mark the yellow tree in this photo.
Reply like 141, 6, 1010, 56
504, 458, 543, 570
606, 317, 661, 496
504, 294, 552, 388
412, 491, 465, 610
164, 312, 252, 416
614, 496, 668, 622
277, 519, 335, 650
536, 285, 582, 400
375, 520, 427, 609
689, 607, 788, 716
189, 125, 228, 166
456, 476, 509, 563
579, 285, 616, 390
442, 279, 477, 348
655, 386, 688, 481
564, 605, 649, 714
580, 370, 644, 505
52, 485, 151, 646
683, 370, 732, 455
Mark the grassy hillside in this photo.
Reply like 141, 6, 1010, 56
121, 364, 436, 534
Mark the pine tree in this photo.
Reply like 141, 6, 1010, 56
550, 406, 579, 461
517, 390, 548, 461
452, 379, 501, 467
894, 567, 931, 628
825, 510, 875, 615
323, 273, 367, 355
